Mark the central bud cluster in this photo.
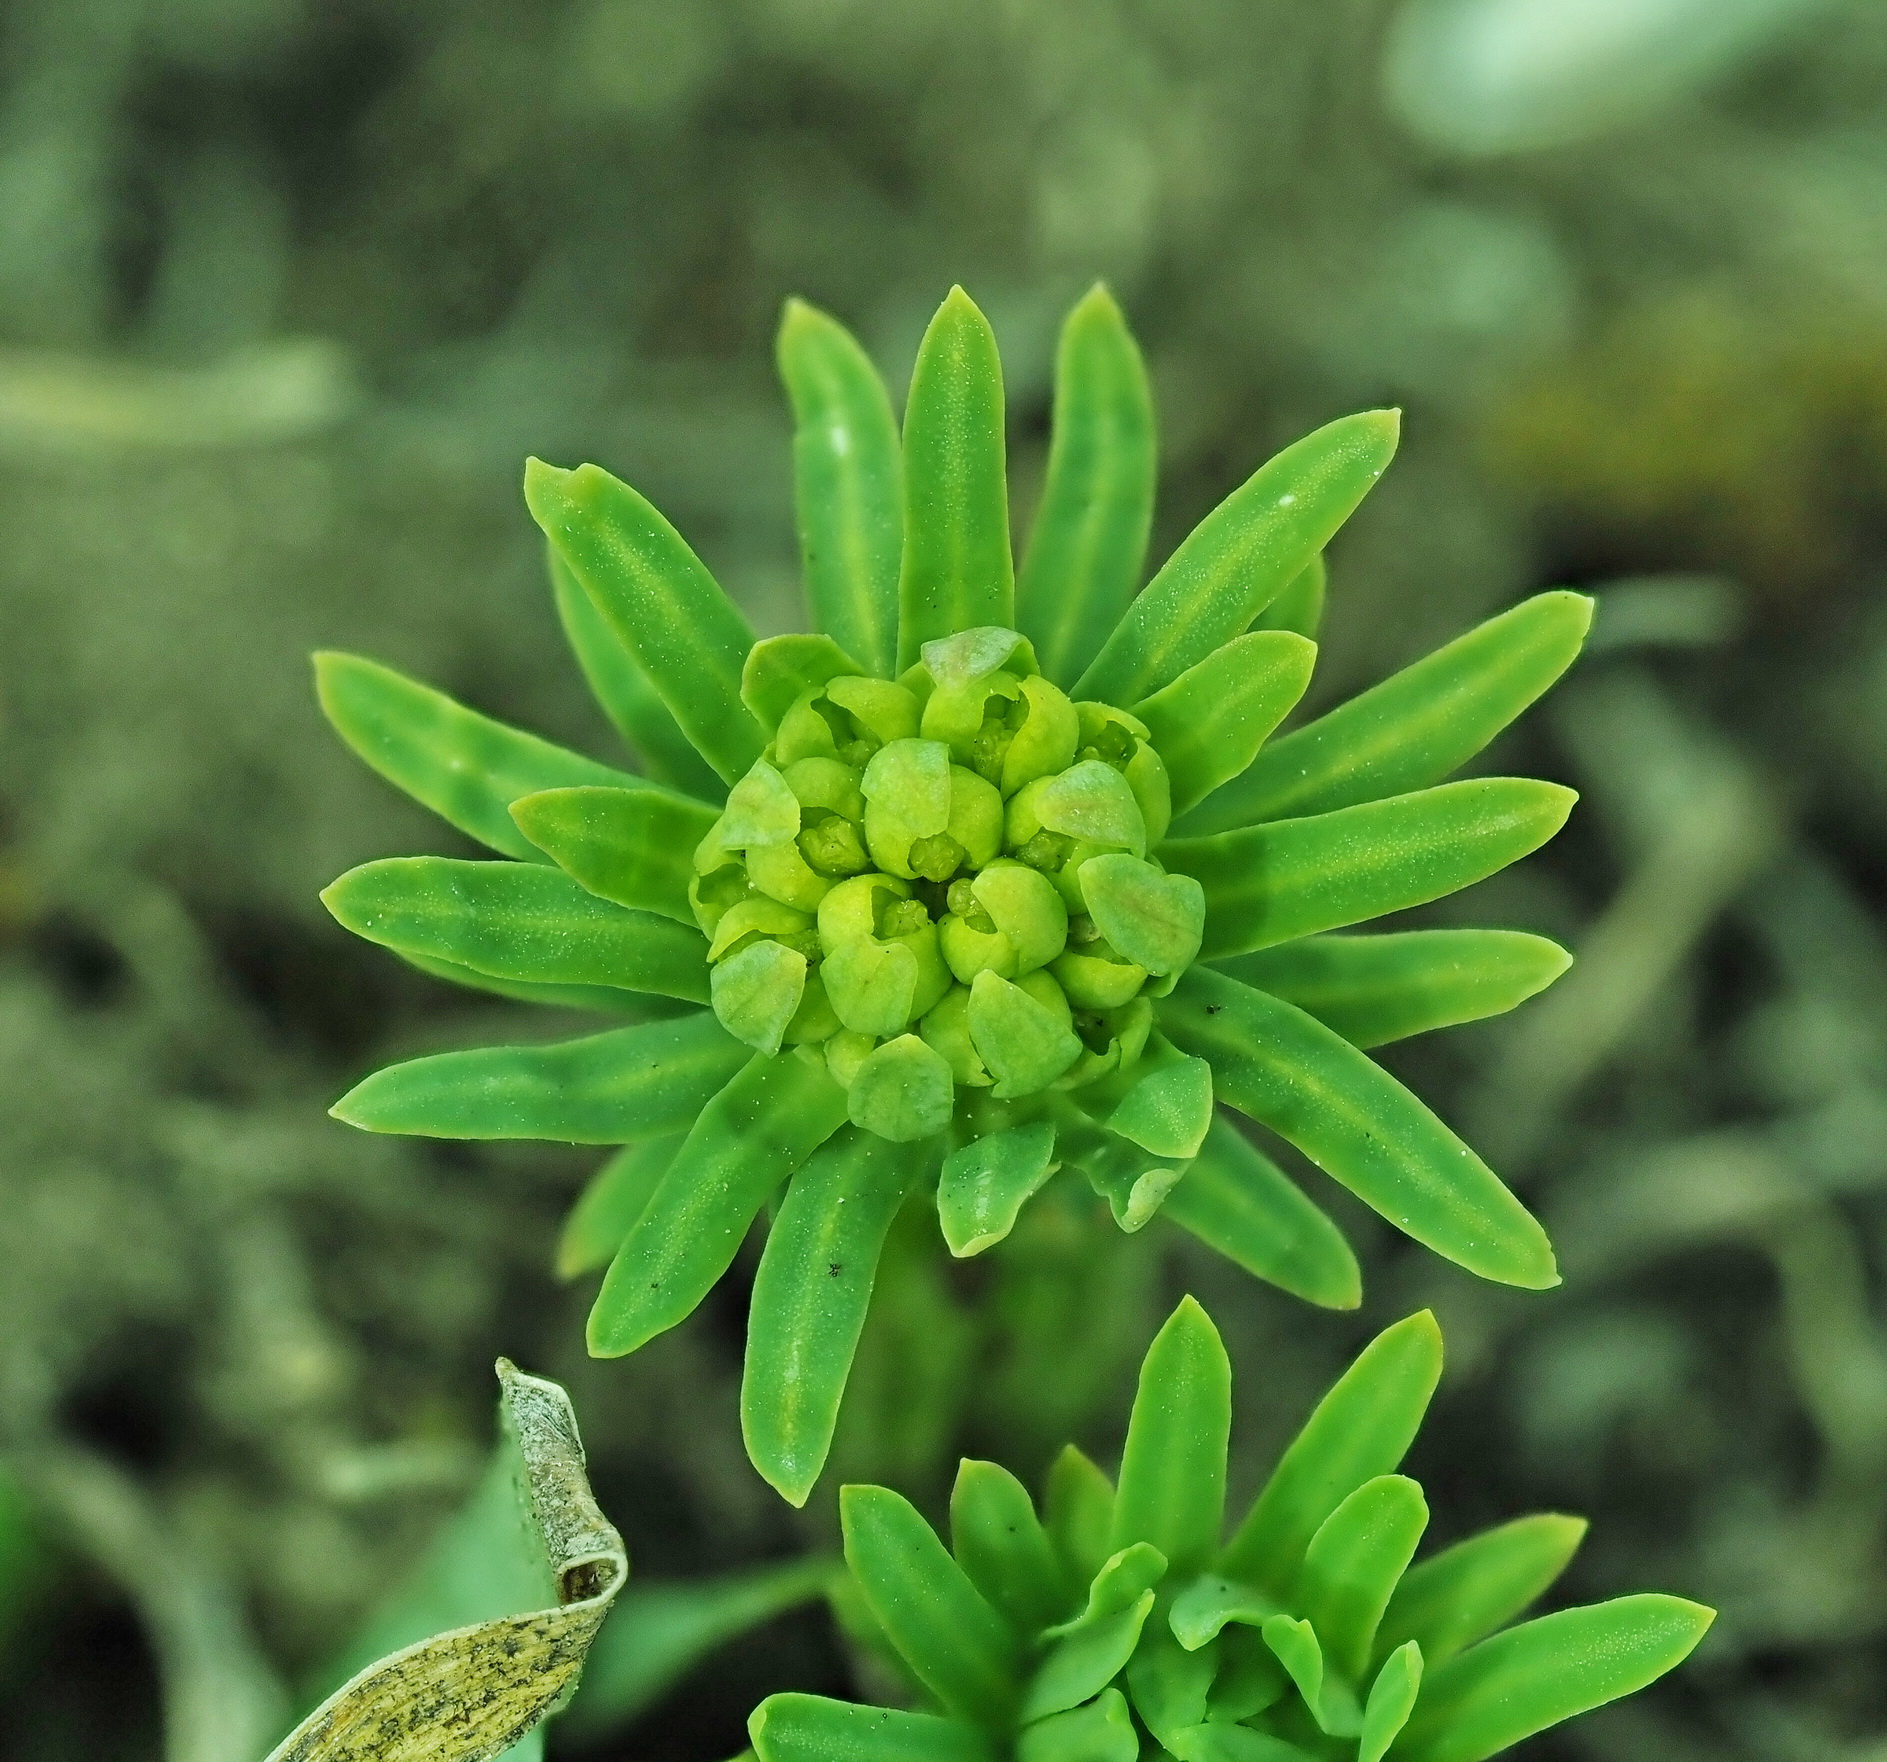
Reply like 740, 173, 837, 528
692, 627, 1206, 1141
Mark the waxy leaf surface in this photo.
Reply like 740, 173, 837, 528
511, 786, 712, 924
1163, 970, 1557, 1289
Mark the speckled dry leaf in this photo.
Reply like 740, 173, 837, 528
264, 1362, 625, 1762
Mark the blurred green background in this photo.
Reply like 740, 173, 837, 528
2, 0, 1886, 1757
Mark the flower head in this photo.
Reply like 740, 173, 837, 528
751, 1297, 1712, 1762
318, 284, 1590, 1501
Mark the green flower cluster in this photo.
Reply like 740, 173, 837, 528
695, 621, 1204, 1142
755, 1298, 1712, 1762
316, 283, 1592, 1503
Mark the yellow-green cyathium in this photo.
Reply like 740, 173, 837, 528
317, 284, 1592, 1503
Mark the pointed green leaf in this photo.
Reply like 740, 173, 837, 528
1124, 1623, 1216, 1751
315, 651, 651, 862
524, 458, 762, 783
1164, 778, 1576, 962
743, 1128, 923, 1504
1016, 1687, 1139, 1762
323, 858, 710, 1002
1393, 1596, 1715, 1762
1051, 1543, 1167, 1637
510, 786, 713, 924
588, 1053, 849, 1355
567, 1557, 838, 1734
1182, 591, 1593, 835
1162, 1116, 1359, 1310
1161, 970, 1558, 1289
1219, 1312, 1442, 1594
1214, 930, 1571, 1050
1296, 1475, 1427, 1680
1262, 1614, 1360, 1737
1023, 1592, 1154, 1722
394, 948, 685, 1018
549, 542, 723, 799
1167, 1574, 1284, 1651
778, 300, 903, 677
1134, 633, 1316, 817
558, 1134, 687, 1278
898, 287, 1013, 668
951, 1459, 1071, 1635
841, 1483, 1024, 1728
1251, 553, 1325, 640
1167, 1725, 1317, 1762
750, 1694, 994, 1762
1045, 1447, 1116, 1594
938, 1119, 1059, 1256
1075, 411, 1398, 707
742, 634, 865, 733
1015, 285, 1156, 688
331, 1011, 746, 1142
1357, 1641, 1422, 1762
1373, 1514, 1587, 1670
1109, 1296, 1230, 1576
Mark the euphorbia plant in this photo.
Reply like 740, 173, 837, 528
318, 284, 1590, 1502
753, 1298, 1712, 1762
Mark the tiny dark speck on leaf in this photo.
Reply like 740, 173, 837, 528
829, 1262, 843, 1276
1205, 1004, 1221, 1014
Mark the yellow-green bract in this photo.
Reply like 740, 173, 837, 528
745, 1298, 1713, 1762
317, 282, 1591, 1503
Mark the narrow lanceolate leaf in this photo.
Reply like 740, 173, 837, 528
898, 287, 1013, 668
396, 948, 685, 1017
742, 1129, 923, 1505
750, 1694, 994, 1762
1218, 1312, 1442, 1595
1163, 778, 1576, 962
1017, 1688, 1139, 1762
1110, 1297, 1231, 1577
1133, 632, 1317, 817
1015, 284, 1156, 687
742, 634, 864, 733
549, 543, 724, 799
1251, 553, 1326, 641
558, 1135, 686, 1277
951, 1459, 1071, 1635
1162, 1116, 1360, 1310
524, 458, 763, 783
323, 858, 710, 1002
840, 1484, 1024, 1729
1045, 1446, 1117, 1593
1163, 970, 1557, 1290
1168, 1724, 1318, 1762
777, 300, 904, 676
1357, 1642, 1422, 1762
1213, 931, 1571, 1050
1075, 411, 1399, 707
315, 651, 651, 862
510, 786, 712, 925
1182, 590, 1593, 835
1295, 1475, 1428, 1680
1023, 1592, 1155, 1720
1373, 1513, 1587, 1670
331, 1011, 747, 1142
1392, 1596, 1715, 1762
589, 1054, 849, 1356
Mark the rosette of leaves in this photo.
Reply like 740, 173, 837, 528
317, 283, 1591, 1502
751, 1297, 1713, 1762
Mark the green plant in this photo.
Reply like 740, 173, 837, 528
753, 1296, 1712, 1762
318, 283, 1590, 1504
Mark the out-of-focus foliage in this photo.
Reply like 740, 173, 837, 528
1, 2, 1886, 1760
